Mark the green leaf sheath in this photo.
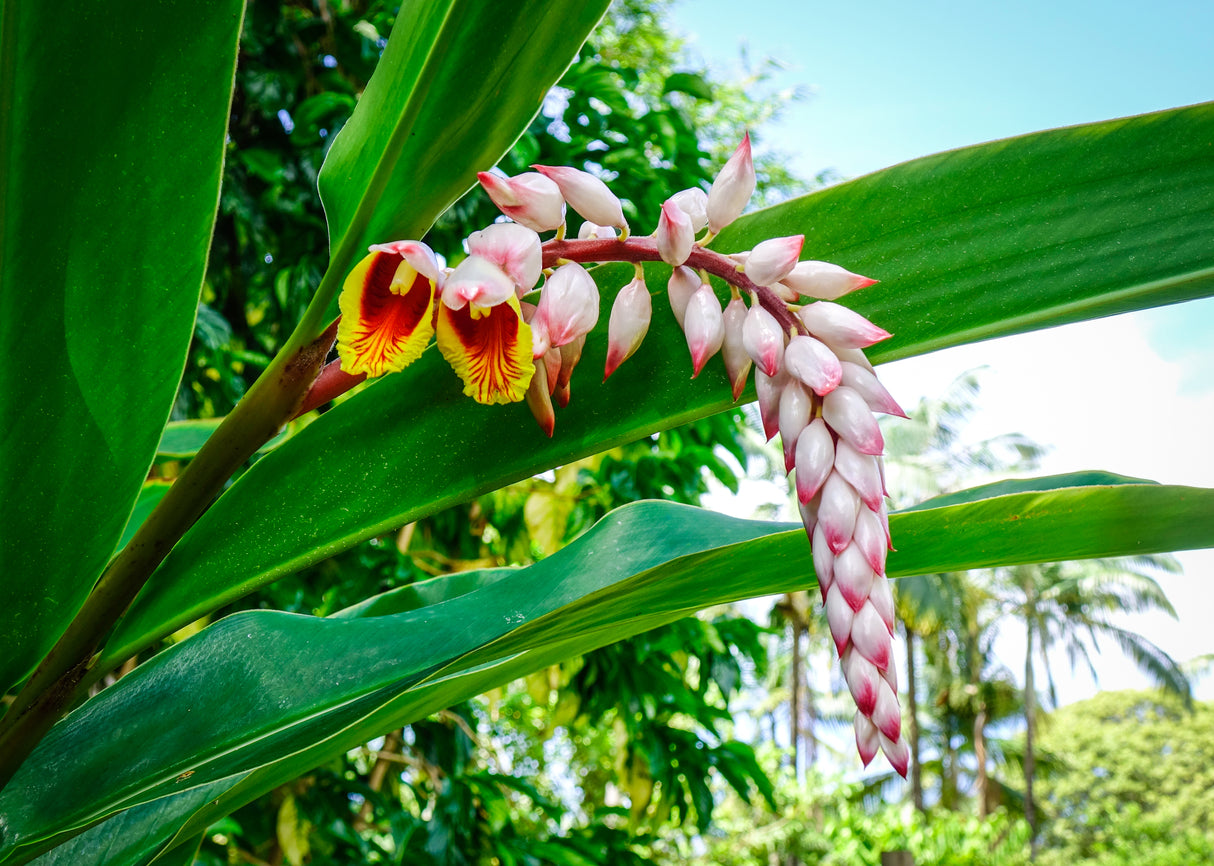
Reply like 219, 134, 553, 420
101, 104, 1214, 671
305, 0, 612, 333
0, 0, 245, 693
5, 479, 1214, 863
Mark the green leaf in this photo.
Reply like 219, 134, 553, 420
662, 71, 714, 100
154, 419, 288, 461
312, 0, 611, 320
114, 482, 173, 555
0, 1, 245, 692
5, 478, 1214, 863
100, 104, 1214, 670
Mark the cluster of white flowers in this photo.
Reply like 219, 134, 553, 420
431, 138, 911, 774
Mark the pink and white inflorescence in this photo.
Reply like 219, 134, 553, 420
476, 136, 910, 776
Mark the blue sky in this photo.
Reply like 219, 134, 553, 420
679, 1, 1214, 703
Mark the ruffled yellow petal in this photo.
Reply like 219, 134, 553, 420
337, 251, 435, 377
437, 293, 535, 404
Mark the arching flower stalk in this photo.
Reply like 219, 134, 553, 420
325, 137, 908, 776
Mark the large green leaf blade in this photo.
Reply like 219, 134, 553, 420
101, 103, 1214, 667
316, 0, 610, 275
0, 1, 245, 691
7, 477, 1214, 863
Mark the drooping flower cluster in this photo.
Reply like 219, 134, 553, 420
332, 135, 909, 776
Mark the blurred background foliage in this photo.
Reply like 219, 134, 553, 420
135, 0, 1209, 863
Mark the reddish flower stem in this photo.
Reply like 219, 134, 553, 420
542, 236, 805, 337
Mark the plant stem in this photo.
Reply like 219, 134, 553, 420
0, 322, 338, 793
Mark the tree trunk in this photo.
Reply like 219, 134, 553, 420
790, 619, 803, 782
1024, 608, 1038, 858
974, 705, 988, 819
905, 628, 924, 812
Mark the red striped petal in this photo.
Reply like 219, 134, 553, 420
437, 293, 535, 404
337, 251, 435, 377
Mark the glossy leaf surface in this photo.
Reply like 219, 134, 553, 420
6, 476, 1214, 863
103, 104, 1214, 668
0, 1, 244, 692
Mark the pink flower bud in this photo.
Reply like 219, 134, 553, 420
442, 255, 516, 310
833, 439, 885, 512
871, 679, 902, 740
525, 356, 555, 437
851, 602, 891, 671
742, 303, 786, 377
778, 381, 812, 473
557, 334, 585, 390
842, 646, 880, 716
477, 171, 566, 233
668, 187, 709, 231
542, 346, 561, 396
368, 240, 442, 284
841, 361, 907, 417
855, 712, 881, 767
825, 584, 855, 656
743, 235, 804, 286
853, 507, 889, 574
707, 133, 756, 233
656, 199, 695, 266
537, 262, 600, 347
822, 386, 885, 455
880, 733, 910, 778
532, 164, 628, 232
667, 266, 699, 327
604, 276, 652, 381
721, 297, 752, 400
834, 544, 875, 612
778, 260, 877, 300
812, 523, 835, 594
819, 472, 861, 554
467, 223, 542, 293
554, 380, 571, 409
799, 497, 819, 538
577, 221, 617, 240
755, 366, 786, 442
794, 419, 834, 504
869, 572, 896, 634
798, 301, 892, 350
784, 334, 842, 397
683, 284, 725, 378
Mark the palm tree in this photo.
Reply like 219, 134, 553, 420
995, 556, 1190, 856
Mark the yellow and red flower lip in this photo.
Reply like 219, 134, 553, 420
437, 292, 534, 405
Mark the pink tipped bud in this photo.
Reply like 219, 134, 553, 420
537, 262, 599, 347
467, 223, 542, 293
841, 361, 907, 418
880, 733, 911, 778
853, 507, 889, 575
778, 260, 877, 301
825, 584, 855, 656
477, 171, 566, 232
784, 334, 843, 397
872, 680, 902, 741
855, 712, 881, 767
604, 276, 652, 380
835, 345, 875, 374
833, 440, 885, 512
683, 284, 725, 377
842, 646, 880, 716
755, 367, 786, 441
721, 296, 753, 400
794, 419, 834, 504
532, 165, 628, 232
542, 347, 561, 396
557, 334, 585, 390
778, 382, 813, 474
823, 386, 885, 455
707, 134, 756, 233
851, 602, 892, 671
812, 523, 835, 595
834, 544, 876, 612
667, 266, 699, 327
442, 255, 516, 310
799, 497, 819, 538
741, 303, 786, 377
668, 187, 709, 232
819, 472, 861, 554
869, 573, 896, 634
743, 235, 804, 286
798, 301, 892, 350
656, 199, 695, 266
577, 221, 617, 240
525, 357, 555, 437
554, 380, 571, 408
368, 240, 442, 284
